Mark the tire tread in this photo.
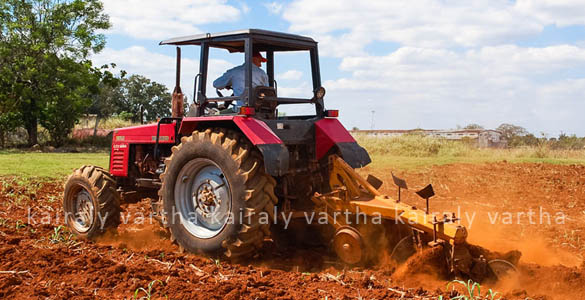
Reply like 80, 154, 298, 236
159, 128, 277, 259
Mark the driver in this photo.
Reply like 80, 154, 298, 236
213, 50, 269, 111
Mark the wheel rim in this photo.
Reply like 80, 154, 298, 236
71, 188, 94, 233
174, 158, 231, 239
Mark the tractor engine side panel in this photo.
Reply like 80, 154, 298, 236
109, 123, 177, 177
314, 118, 371, 168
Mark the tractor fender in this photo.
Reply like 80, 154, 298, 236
315, 119, 371, 168
178, 116, 289, 176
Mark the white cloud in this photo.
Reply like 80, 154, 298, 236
277, 81, 315, 116
334, 45, 585, 89
516, 0, 585, 26
278, 70, 303, 80
102, 0, 240, 40
278, 81, 312, 97
283, 0, 542, 53
94, 0, 585, 134
279, 0, 585, 133
92, 46, 234, 102
240, 2, 250, 14
322, 44, 585, 134
264, 2, 284, 14
282, 0, 585, 56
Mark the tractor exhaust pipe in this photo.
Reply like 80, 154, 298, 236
172, 47, 184, 118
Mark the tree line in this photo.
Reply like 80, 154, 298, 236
0, 0, 171, 147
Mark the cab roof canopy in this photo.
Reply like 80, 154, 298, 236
159, 29, 317, 52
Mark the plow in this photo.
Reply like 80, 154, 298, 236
313, 155, 521, 282
62, 29, 520, 283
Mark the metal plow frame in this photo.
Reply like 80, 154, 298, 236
311, 155, 521, 282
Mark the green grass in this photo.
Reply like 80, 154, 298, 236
0, 152, 109, 179
133, 280, 165, 300
0, 134, 584, 179
443, 279, 501, 300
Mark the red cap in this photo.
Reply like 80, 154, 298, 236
253, 50, 267, 62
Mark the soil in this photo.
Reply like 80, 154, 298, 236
1, 161, 584, 299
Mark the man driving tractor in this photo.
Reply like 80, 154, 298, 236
213, 50, 269, 111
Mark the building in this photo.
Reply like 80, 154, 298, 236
352, 129, 507, 148
477, 130, 505, 148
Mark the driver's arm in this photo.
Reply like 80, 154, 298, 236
213, 69, 232, 89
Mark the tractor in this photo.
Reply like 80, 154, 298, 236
63, 29, 519, 282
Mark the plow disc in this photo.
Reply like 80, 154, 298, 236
312, 155, 521, 281
390, 235, 416, 263
332, 226, 363, 265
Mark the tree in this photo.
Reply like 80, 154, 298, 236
554, 133, 585, 150
463, 123, 484, 130
0, 111, 21, 148
115, 75, 171, 123
0, 0, 110, 145
88, 65, 125, 136
496, 123, 528, 141
143, 80, 172, 122
39, 58, 103, 146
0, 37, 23, 147
0, 1, 24, 147
496, 123, 535, 147
513, 133, 539, 147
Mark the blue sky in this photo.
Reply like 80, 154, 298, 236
93, 0, 585, 136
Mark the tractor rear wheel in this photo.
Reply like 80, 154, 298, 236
159, 128, 277, 258
63, 165, 121, 238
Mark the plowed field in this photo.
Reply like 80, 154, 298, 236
1, 162, 584, 299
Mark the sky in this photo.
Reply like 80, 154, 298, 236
92, 0, 585, 136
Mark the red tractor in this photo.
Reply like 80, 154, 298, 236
63, 29, 519, 280
63, 29, 370, 258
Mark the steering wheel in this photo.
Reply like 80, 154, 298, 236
215, 87, 234, 110
216, 88, 225, 97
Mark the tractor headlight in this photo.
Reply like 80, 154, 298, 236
315, 87, 326, 99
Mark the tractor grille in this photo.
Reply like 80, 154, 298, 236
110, 148, 125, 174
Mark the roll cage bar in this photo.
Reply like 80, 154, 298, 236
160, 29, 324, 117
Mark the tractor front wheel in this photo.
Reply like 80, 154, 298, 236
159, 128, 277, 258
63, 165, 121, 238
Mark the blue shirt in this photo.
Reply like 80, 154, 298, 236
213, 63, 269, 107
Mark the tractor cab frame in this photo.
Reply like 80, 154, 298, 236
160, 29, 325, 118
108, 29, 370, 182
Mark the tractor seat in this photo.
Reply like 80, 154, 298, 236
254, 86, 277, 119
